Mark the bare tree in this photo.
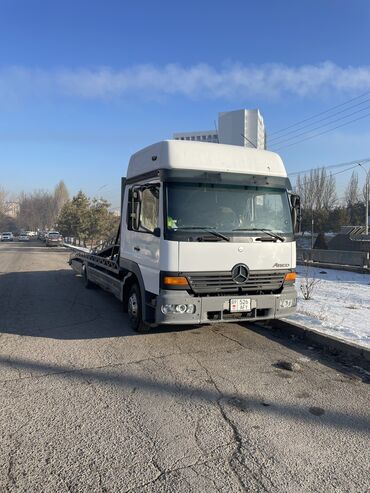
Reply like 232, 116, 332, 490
53, 181, 69, 218
345, 171, 359, 206
321, 171, 337, 211
299, 264, 321, 300
361, 180, 369, 205
296, 168, 337, 212
15, 181, 70, 231
0, 187, 8, 216
17, 190, 55, 230
296, 173, 315, 211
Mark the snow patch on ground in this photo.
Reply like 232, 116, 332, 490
290, 266, 370, 348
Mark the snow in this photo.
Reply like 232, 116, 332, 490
289, 266, 370, 348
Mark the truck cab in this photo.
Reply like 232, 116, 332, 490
120, 140, 299, 332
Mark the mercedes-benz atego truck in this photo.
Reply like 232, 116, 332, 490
69, 140, 300, 332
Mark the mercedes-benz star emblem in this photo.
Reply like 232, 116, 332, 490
231, 264, 249, 284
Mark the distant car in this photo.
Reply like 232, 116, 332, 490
45, 231, 63, 247
18, 233, 30, 241
1, 232, 14, 241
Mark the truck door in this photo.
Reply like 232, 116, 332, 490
125, 183, 161, 295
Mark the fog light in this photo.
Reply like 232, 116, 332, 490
161, 303, 196, 315
175, 304, 187, 314
161, 304, 174, 314
186, 304, 195, 313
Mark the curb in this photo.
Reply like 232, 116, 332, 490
257, 318, 370, 372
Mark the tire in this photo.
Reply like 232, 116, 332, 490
127, 284, 150, 333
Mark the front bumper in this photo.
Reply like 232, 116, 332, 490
155, 287, 297, 325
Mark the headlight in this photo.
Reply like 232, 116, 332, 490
161, 304, 196, 315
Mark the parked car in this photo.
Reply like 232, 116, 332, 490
45, 231, 63, 247
1, 232, 14, 241
18, 233, 30, 241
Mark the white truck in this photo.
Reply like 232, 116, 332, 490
69, 140, 300, 333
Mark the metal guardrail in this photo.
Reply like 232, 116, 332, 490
297, 248, 370, 268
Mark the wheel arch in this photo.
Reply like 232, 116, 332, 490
121, 260, 147, 321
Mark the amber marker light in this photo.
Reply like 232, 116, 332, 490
163, 276, 189, 286
284, 272, 297, 282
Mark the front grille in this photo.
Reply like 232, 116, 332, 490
186, 271, 286, 295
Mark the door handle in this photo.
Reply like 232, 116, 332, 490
134, 246, 140, 251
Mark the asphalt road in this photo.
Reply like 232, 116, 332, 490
0, 241, 369, 493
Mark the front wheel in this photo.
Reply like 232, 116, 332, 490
127, 284, 150, 333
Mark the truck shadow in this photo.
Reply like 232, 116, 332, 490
1, 354, 369, 435
0, 269, 195, 340
0, 269, 368, 382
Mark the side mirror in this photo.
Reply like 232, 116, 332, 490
153, 227, 161, 238
290, 194, 300, 209
129, 188, 142, 231
289, 194, 301, 233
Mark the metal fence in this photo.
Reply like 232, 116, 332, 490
297, 248, 370, 268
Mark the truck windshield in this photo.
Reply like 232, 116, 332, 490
166, 183, 293, 234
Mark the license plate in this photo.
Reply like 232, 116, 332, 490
230, 298, 251, 312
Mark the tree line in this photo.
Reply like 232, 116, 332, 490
0, 181, 69, 232
295, 169, 368, 234
0, 182, 119, 246
58, 191, 119, 247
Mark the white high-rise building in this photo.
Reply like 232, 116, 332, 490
173, 108, 266, 150
172, 129, 218, 144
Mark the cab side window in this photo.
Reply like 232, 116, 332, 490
128, 184, 159, 234
140, 187, 159, 232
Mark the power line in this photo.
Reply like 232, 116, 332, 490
240, 133, 257, 148
270, 102, 370, 147
269, 96, 370, 145
269, 90, 370, 137
289, 163, 370, 196
290, 163, 363, 184
274, 111, 370, 151
288, 158, 370, 177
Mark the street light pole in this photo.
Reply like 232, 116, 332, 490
366, 180, 369, 236
358, 163, 369, 268
358, 163, 369, 235
311, 210, 314, 249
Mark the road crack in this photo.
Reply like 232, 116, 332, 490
189, 355, 247, 491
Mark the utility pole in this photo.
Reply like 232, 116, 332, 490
358, 163, 369, 267
311, 210, 314, 249
358, 163, 369, 235
366, 180, 369, 236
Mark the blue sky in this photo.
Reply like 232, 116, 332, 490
1, 0, 370, 207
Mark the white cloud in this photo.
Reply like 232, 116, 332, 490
1, 62, 370, 102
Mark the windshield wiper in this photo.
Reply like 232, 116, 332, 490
232, 228, 285, 242
174, 226, 230, 242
